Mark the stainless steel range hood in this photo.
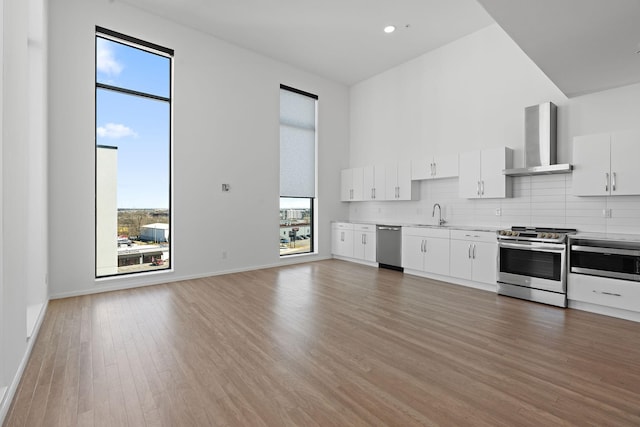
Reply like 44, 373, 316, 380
503, 102, 572, 176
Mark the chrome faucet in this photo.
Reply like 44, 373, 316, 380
432, 203, 446, 226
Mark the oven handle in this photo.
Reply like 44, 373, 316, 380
498, 241, 566, 253
571, 245, 640, 257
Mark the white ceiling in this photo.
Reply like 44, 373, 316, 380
477, 0, 640, 97
118, 0, 640, 96
117, 0, 494, 86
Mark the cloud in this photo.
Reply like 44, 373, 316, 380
97, 123, 138, 139
96, 38, 123, 76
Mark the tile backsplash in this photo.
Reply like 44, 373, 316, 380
348, 174, 640, 234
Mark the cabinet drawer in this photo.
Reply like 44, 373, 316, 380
402, 227, 450, 239
332, 222, 354, 230
354, 224, 375, 232
450, 229, 496, 243
568, 273, 640, 312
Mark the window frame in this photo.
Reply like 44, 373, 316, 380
94, 27, 174, 278
279, 84, 318, 257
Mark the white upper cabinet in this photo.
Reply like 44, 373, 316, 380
385, 160, 418, 201
340, 167, 364, 201
572, 131, 640, 196
363, 165, 386, 201
459, 147, 513, 199
411, 154, 459, 180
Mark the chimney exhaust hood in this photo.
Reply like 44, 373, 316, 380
503, 102, 572, 176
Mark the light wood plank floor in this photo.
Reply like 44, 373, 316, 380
4, 260, 640, 426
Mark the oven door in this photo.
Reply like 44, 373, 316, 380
498, 241, 566, 293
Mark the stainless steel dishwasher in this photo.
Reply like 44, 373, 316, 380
376, 225, 403, 271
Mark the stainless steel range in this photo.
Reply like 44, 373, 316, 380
496, 226, 576, 307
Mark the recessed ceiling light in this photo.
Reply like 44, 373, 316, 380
384, 25, 396, 34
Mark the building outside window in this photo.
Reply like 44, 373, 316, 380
95, 28, 173, 277
279, 85, 317, 256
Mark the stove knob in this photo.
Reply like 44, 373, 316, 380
552, 233, 559, 239
541, 233, 548, 238
499, 230, 505, 235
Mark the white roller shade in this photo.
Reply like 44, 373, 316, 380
280, 88, 316, 197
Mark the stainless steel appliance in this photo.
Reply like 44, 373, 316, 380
497, 226, 576, 307
570, 237, 640, 282
376, 225, 403, 271
503, 102, 573, 176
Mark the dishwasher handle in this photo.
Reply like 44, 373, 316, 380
377, 226, 401, 231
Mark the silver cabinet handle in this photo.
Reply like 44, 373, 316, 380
341, 231, 344, 242
371, 188, 374, 199
423, 239, 427, 253
612, 172, 616, 191
468, 244, 472, 259
477, 181, 480, 195
593, 290, 621, 297
481, 181, 484, 195
472, 243, 476, 259
433, 162, 436, 177
605, 172, 609, 192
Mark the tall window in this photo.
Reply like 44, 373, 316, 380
279, 85, 317, 256
95, 28, 173, 277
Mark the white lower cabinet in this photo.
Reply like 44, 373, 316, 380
568, 273, 640, 313
353, 224, 377, 263
402, 227, 450, 276
331, 222, 354, 258
449, 230, 497, 285
332, 222, 376, 263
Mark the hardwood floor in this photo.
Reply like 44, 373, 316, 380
4, 259, 640, 426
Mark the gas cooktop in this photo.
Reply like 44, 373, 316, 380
497, 226, 577, 243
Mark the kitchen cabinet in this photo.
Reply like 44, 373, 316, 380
385, 160, 418, 200
353, 224, 376, 262
340, 168, 364, 201
572, 131, 640, 196
331, 222, 354, 257
411, 154, 458, 180
459, 147, 513, 199
402, 227, 450, 276
449, 230, 497, 285
363, 165, 386, 201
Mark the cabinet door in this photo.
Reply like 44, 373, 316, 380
362, 231, 377, 262
458, 150, 481, 198
480, 147, 509, 199
402, 234, 425, 271
351, 167, 364, 201
433, 154, 458, 179
411, 157, 434, 180
424, 237, 450, 276
572, 133, 611, 196
610, 131, 640, 196
396, 160, 414, 200
449, 239, 473, 280
340, 169, 353, 201
332, 226, 353, 257
471, 241, 497, 285
385, 163, 399, 200
363, 165, 385, 201
353, 232, 366, 260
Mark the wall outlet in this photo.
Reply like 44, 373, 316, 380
495, 208, 502, 216
602, 209, 612, 218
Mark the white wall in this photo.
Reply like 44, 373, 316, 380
48, 0, 350, 298
348, 24, 640, 235
1, 0, 49, 419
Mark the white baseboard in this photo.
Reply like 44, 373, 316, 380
569, 300, 640, 323
0, 300, 48, 424
50, 255, 332, 300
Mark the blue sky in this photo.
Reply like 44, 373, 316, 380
96, 37, 170, 209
